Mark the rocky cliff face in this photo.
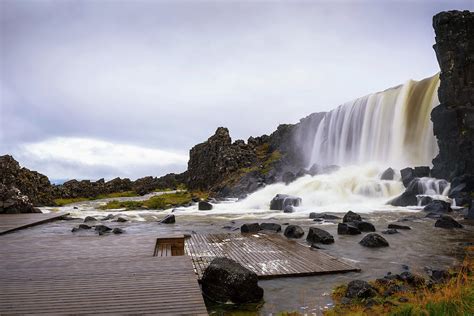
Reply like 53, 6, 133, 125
186, 118, 321, 196
0, 155, 54, 206
431, 10, 474, 180
187, 127, 260, 191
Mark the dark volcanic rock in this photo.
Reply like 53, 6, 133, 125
84, 216, 97, 222
112, 228, 124, 234
423, 200, 452, 213
388, 224, 411, 230
260, 223, 281, 232
388, 178, 422, 206
241, 223, 261, 233
0, 155, 54, 206
343, 211, 362, 223
270, 194, 302, 210
435, 215, 463, 229
352, 221, 376, 232
115, 216, 128, 223
431, 11, 474, 180
283, 205, 295, 213
0, 183, 41, 214
160, 214, 175, 224
282, 171, 296, 184
187, 127, 258, 191
419, 196, 433, 206
359, 233, 389, 248
198, 201, 213, 211
381, 168, 395, 180
95, 225, 112, 235
400, 167, 416, 187
201, 257, 264, 304
309, 213, 340, 220
345, 280, 377, 299
284, 225, 304, 239
306, 227, 334, 244
414, 166, 430, 178
338, 223, 361, 235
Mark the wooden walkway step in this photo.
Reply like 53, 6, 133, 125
0, 234, 208, 315
0, 212, 68, 235
185, 232, 360, 280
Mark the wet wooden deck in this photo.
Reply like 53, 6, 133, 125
186, 233, 360, 280
0, 212, 68, 235
0, 234, 208, 315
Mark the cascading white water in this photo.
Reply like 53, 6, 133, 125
307, 75, 440, 168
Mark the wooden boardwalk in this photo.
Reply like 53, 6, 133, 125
0, 212, 68, 235
186, 233, 359, 279
0, 234, 208, 315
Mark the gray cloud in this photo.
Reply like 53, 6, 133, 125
1, 0, 473, 179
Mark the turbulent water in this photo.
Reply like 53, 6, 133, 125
305, 75, 440, 168
35, 73, 472, 315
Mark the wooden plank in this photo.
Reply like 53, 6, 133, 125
0, 234, 208, 315
0, 212, 68, 235
185, 232, 360, 280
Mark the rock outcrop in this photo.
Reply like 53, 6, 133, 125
0, 183, 41, 214
0, 155, 54, 206
431, 11, 474, 180
201, 257, 264, 304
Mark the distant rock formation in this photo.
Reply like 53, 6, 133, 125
0, 154, 188, 206
431, 10, 474, 180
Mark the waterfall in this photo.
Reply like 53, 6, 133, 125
306, 74, 440, 168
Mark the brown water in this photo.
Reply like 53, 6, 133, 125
17, 204, 473, 315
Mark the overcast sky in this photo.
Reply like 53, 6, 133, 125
1, 0, 473, 181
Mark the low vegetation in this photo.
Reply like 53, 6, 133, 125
54, 191, 137, 206
324, 248, 474, 316
98, 190, 208, 210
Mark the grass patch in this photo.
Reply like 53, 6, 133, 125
99, 191, 195, 210
324, 247, 474, 316
54, 191, 138, 206
54, 197, 92, 206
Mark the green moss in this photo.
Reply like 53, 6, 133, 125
54, 197, 92, 206
96, 191, 137, 199
99, 191, 194, 210
54, 191, 138, 206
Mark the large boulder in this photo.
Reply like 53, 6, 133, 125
387, 178, 422, 206
198, 201, 213, 211
352, 221, 376, 232
345, 280, 377, 299
270, 194, 302, 210
160, 214, 175, 224
284, 225, 304, 239
260, 223, 281, 232
201, 257, 263, 304
359, 233, 389, 248
343, 211, 362, 223
0, 184, 41, 214
423, 200, 452, 213
400, 167, 415, 187
435, 215, 463, 229
241, 223, 261, 233
338, 223, 361, 235
380, 168, 395, 180
306, 227, 334, 244
414, 166, 430, 178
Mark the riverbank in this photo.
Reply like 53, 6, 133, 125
29, 193, 472, 314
